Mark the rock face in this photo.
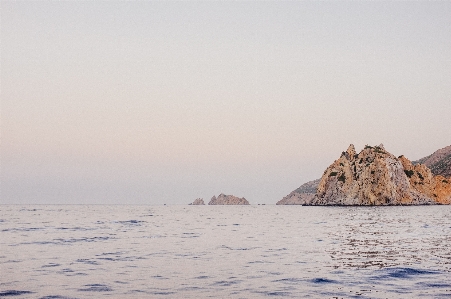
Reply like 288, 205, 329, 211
413, 145, 451, 178
189, 198, 205, 205
400, 156, 451, 204
208, 194, 250, 205
310, 144, 449, 205
276, 179, 320, 205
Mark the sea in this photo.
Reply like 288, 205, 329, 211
1, 205, 450, 298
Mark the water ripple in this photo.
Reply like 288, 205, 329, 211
78, 284, 112, 292
0, 290, 33, 297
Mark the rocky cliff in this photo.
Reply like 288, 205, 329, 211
276, 179, 320, 205
400, 156, 451, 204
310, 144, 450, 205
189, 198, 205, 205
413, 145, 451, 178
208, 194, 250, 205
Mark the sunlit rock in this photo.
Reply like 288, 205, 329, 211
309, 144, 450, 205
208, 194, 249, 205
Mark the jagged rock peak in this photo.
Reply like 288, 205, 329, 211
341, 144, 358, 161
189, 198, 205, 205
347, 144, 356, 158
208, 194, 250, 205
310, 144, 448, 205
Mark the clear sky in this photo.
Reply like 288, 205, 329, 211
1, 1, 450, 205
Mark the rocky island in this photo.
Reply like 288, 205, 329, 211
208, 194, 249, 205
278, 144, 451, 205
189, 198, 205, 205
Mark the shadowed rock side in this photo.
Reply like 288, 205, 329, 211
309, 144, 451, 205
189, 198, 205, 205
276, 179, 320, 205
208, 194, 250, 205
413, 145, 451, 178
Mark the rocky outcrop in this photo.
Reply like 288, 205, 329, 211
189, 198, 205, 205
310, 144, 446, 205
400, 156, 451, 204
413, 145, 451, 178
276, 179, 320, 205
208, 194, 250, 205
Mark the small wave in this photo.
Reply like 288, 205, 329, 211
2, 227, 45, 232
181, 232, 200, 238
419, 282, 451, 288
96, 251, 124, 256
0, 290, 33, 297
99, 255, 143, 262
78, 284, 112, 292
151, 275, 169, 280
75, 259, 100, 265
376, 267, 439, 279
194, 275, 210, 279
54, 236, 111, 243
212, 280, 242, 287
248, 260, 266, 264
22, 241, 54, 246
69, 272, 87, 276
254, 290, 291, 297
144, 235, 164, 238
42, 263, 60, 268
39, 296, 78, 299
149, 291, 175, 295
144, 288, 176, 296
221, 245, 259, 251
116, 220, 145, 225
177, 286, 204, 291
274, 278, 304, 284
311, 278, 337, 284
2, 259, 21, 263
16, 236, 113, 246
56, 227, 95, 231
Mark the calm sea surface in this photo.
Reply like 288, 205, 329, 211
1, 205, 450, 298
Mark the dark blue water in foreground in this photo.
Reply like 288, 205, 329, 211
1, 205, 450, 298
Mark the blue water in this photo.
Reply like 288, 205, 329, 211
1, 205, 450, 298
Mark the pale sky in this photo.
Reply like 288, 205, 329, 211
1, 1, 450, 205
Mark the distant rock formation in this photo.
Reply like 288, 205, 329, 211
189, 198, 205, 205
276, 179, 320, 205
413, 145, 451, 178
309, 144, 450, 205
208, 194, 250, 205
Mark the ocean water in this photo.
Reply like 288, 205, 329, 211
1, 205, 450, 298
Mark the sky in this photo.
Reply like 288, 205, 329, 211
1, 1, 451, 205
